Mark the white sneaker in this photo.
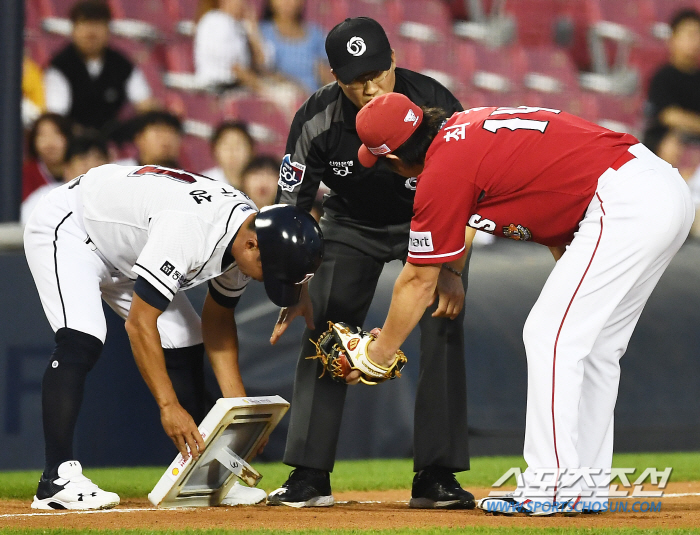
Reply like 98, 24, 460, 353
31, 460, 120, 510
220, 481, 267, 506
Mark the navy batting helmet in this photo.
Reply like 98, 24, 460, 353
255, 205, 324, 307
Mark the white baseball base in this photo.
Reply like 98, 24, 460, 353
148, 396, 289, 508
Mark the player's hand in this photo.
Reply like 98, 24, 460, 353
160, 403, 205, 461
270, 284, 314, 345
345, 327, 382, 385
433, 266, 465, 320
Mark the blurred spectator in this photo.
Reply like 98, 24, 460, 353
44, 0, 155, 132
194, 0, 269, 92
202, 120, 255, 188
23, 56, 45, 128
644, 9, 700, 166
21, 133, 109, 224
260, 0, 333, 94
241, 155, 280, 208
22, 113, 72, 201
117, 111, 183, 167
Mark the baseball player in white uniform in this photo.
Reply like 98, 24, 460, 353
24, 164, 323, 510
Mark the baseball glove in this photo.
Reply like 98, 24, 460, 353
309, 321, 407, 385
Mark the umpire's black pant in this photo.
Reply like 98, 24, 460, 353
283, 214, 471, 473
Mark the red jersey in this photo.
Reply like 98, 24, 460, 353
408, 106, 638, 264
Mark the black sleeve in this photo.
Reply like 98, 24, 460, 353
207, 280, 241, 309
275, 103, 326, 212
134, 276, 170, 311
647, 67, 677, 118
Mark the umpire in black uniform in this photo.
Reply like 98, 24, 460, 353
267, 17, 473, 509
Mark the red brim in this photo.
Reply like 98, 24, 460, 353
358, 144, 379, 168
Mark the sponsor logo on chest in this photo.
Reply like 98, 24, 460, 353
330, 160, 354, 177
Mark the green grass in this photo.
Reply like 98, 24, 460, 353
1, 452, 699, 501
2, 529, 700, 535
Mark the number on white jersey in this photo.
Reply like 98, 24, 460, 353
483, 107, 561, 135
129, 165, 207, 184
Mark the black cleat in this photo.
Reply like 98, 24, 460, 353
409, 466, 476, 509
266, 467, 334, 508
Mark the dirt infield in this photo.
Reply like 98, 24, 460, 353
2, 483, 699, 531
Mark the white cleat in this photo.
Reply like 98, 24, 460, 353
220, 481, 267, 506
31, 460, 120, 510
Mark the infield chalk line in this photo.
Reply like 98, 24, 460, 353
0, 507, 158, 518
3, 494, 699, 518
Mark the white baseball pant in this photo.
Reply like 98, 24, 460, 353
520, 143, 694, 506
24, 184, 202, 348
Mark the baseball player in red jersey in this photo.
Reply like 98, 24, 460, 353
351, 93, 694, 515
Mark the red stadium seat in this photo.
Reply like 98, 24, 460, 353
652, 0, 700, 27
588, 0, 657, 38
36, 0, 77, 18
346, 0, 396, 34
108, 0, 178, 39
469, 43, 528, 94
222, 95, 289, 157
388, 0, 452, 42
163, 39, 195, 74
25, 33, 68, 67
167, 90, 223, 126
180, 134, 216, 174
452, 89, 491, 110
25, 0, 43, 35
629, 39, 668, 93
305, 0, 349, 31
394, 36, 471, 94
522, 46, 580, 93
504, 0, 564, 47
592, 91, 645, 134
525, 90, 600, 122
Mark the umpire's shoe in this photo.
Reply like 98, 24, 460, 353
266, 467, 334, 508
31, 460, 120, 510
409, 466, 476, 509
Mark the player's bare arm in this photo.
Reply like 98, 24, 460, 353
201, 292, 246, 398
659, 105, 700, 135
269, 282, 314, 345
125, 294, 204, 460
432, 228, 476, 319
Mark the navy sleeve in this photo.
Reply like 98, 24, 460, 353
208, 280, 241, 309
134, 276, 170, 311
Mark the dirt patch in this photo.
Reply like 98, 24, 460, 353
2, 483, 699, 531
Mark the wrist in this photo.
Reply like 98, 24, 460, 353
442, 264, 463, 277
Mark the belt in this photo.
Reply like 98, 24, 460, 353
610, 150, 636, 171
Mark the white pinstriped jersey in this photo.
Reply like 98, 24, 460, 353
78, 164, 257, 302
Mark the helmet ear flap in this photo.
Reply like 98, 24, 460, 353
255, 205, 324, 307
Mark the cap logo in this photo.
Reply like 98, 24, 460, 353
404, 109, 419, 126
368, 143, 391, 156
346, 36, 367, 56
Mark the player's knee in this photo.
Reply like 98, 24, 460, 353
49, 327, 103, 371
163, 344, 205, 370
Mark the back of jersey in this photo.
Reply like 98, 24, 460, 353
79, 164, 256, 282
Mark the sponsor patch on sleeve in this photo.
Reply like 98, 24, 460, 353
409, 230, 434, 253
278, 154, 306, 192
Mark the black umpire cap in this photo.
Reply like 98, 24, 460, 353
325, 17, 392, 85
255, 205, 324, 307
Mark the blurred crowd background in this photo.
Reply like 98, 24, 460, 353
17, 0, 700, 236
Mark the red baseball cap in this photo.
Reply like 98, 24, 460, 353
357, 93, 423, 168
